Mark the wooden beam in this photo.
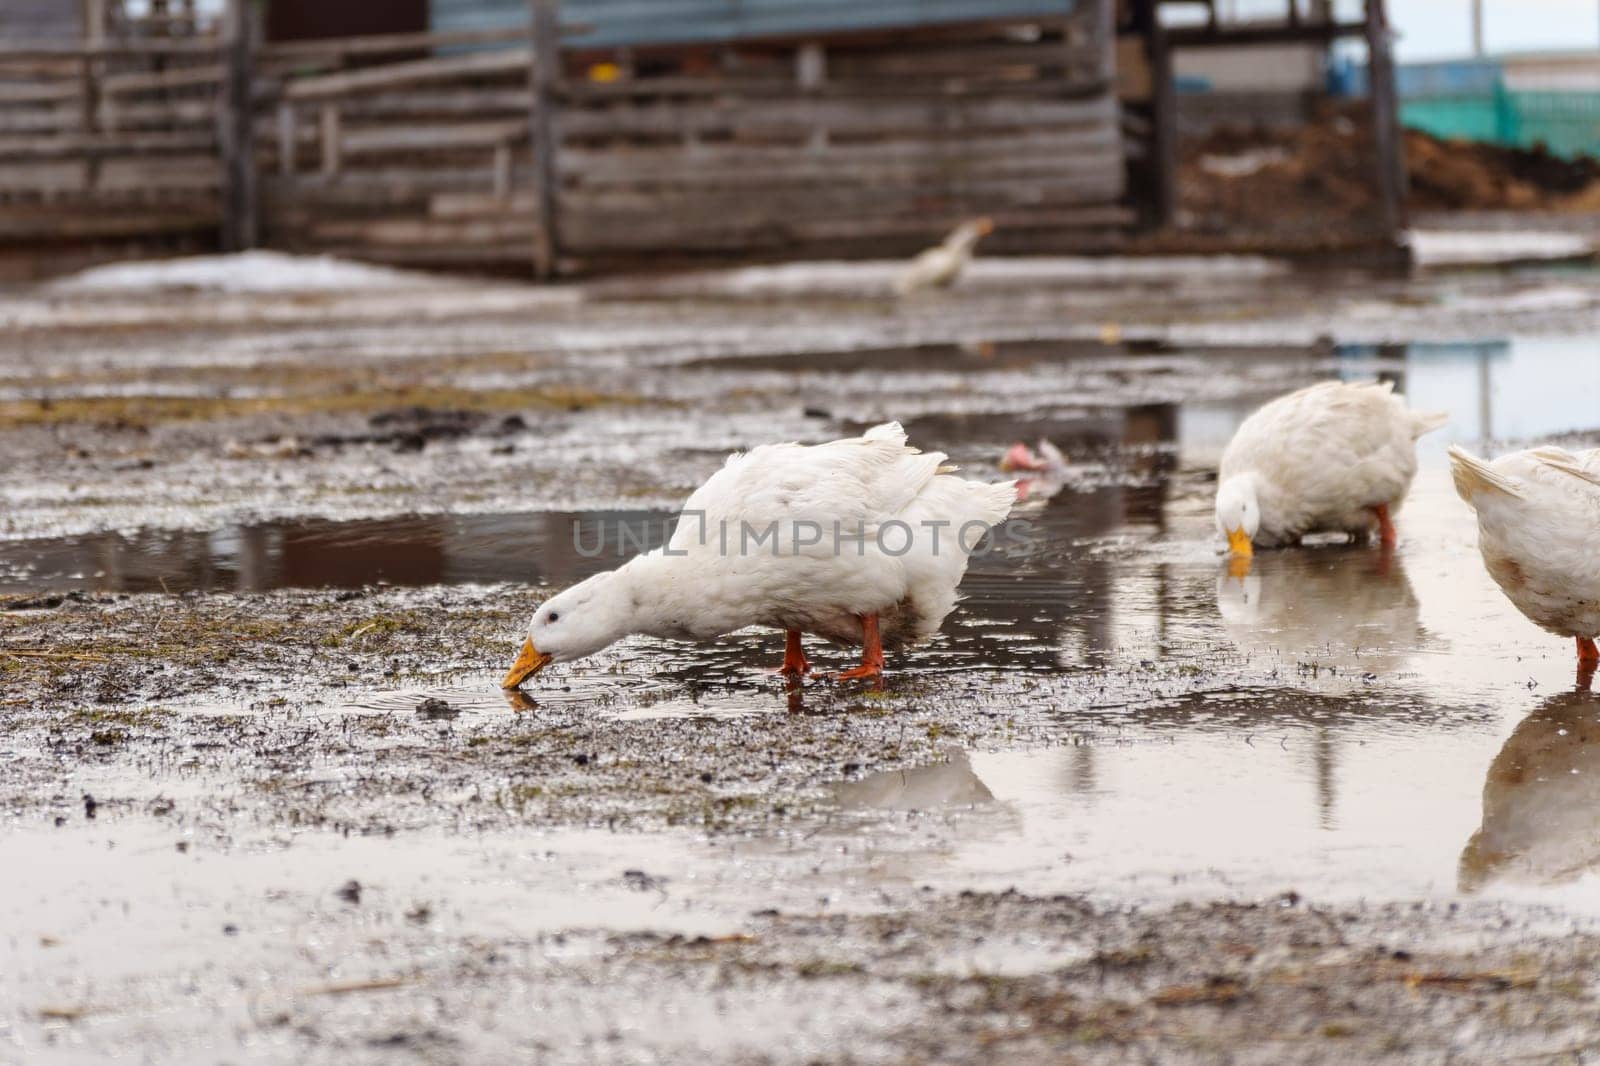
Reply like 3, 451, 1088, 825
320, 104, 341, 177
1364, 0, 1406, 237
217, 0, 257, 250
284, 48, 532, 102
1166, 20, 1367, 46
527, 0, 561, 278
277, 102, 296, 176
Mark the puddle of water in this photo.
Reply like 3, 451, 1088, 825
7, 331, 1600, 917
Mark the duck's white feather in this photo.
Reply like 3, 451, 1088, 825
1220, 380, 1444, 546
1449, 444, 1600, 641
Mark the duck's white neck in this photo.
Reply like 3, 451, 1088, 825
590, 550, 693, 642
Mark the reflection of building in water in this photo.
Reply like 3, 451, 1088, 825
1461, 683, 1600, 892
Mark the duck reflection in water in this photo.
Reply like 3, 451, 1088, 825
1216, 546, 1430, 675
829, 749, 995, 812
1461, 676, 1600, 892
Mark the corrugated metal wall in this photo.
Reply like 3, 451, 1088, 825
0, 0, 83, 38
431, 0, 1078, 46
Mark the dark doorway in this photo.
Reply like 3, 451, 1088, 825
265, 0, 428, 42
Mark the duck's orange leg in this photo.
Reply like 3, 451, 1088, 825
832, 614, 884, 682
775, 629, 810, 676
1578, 637, 1599, 666
1373, 503, 1397, 548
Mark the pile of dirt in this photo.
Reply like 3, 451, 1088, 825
1179, 109, 1600, 238
1405, 129, 1600, 210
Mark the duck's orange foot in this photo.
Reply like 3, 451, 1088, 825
1579, 636, 1599, 666
829, 614, 884, 682
1373, 502, 1397, 547
773, 629, 810, 676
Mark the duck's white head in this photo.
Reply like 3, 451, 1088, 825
502, 568, 638, 689
1215, 474, 1260, 558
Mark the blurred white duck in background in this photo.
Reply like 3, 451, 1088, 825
1449, 444, 1600, 672
1216, 380, 1446, 556
895, 217, 995, 296
503, 422, 1016, 688
999, 438, 1070, 504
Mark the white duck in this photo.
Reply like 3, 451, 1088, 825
1216, 380, 1446, 555
502, 423, 1016, 688
894, 218, 994, 296
1448, 444, 1600, 670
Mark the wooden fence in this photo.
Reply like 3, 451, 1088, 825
0, 0, 1129, 279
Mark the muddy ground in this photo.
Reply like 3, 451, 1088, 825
6, 254, 1600, 1063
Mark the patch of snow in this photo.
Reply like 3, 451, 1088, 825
1409, 230, 1596, 267
646, 255, 1287, 296
1199, 148, 1291, 179
49, 250, 446, 294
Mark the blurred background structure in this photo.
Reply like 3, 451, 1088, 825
0, 0, 1548, 279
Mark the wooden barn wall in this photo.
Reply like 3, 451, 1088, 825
259, 6, 1126, 273
0, 31, 225, 280
0, 3, 1127, 278
432, 0, 1084, 47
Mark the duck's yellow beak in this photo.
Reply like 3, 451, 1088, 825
1227, 553, 1253, 580
501, 638, 552, 690
1226, 527, 1253, 558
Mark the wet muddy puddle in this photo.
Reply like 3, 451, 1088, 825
8, 331, 1600, 917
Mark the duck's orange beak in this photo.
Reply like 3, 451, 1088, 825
1226, 527, 1253, 558
501, 638, 552, 690
975, 217, 996, 236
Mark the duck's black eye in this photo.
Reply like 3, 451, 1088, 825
547, 611, 560, 623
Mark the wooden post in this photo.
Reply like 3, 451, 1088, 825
80, 0, 104, 190
218, 0, 257, 250
527, 0, 561, 278
320, 104, 341, 177
1364, 0, 1407, 238
1146, 9, 1177, 228
492, 142, 512, 198
277, 101, 295, 176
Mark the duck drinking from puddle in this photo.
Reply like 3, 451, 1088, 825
502, 422, 1016, 689
1215, 380, 1446, 560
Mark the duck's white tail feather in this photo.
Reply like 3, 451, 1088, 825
1530, 446, 1600, 489
1449, 445, 1523, 504
1411, 409, 1449, 438
864, 421, 907, 445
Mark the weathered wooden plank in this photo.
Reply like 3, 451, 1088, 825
0, 130, 217, 161
559, 93, 1116, 139
0, 207, 216, 238
260, 26, 527, 63
308, 216, 533, 244
430, 191, 537, 218
559, 126, 1122, 184
283, 48, 532, 102
100, 63, 223, 98
0, 81, 80, 105
0, 39, 221, 59
561, 156, 1126, 204
340, 119, 528, 155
